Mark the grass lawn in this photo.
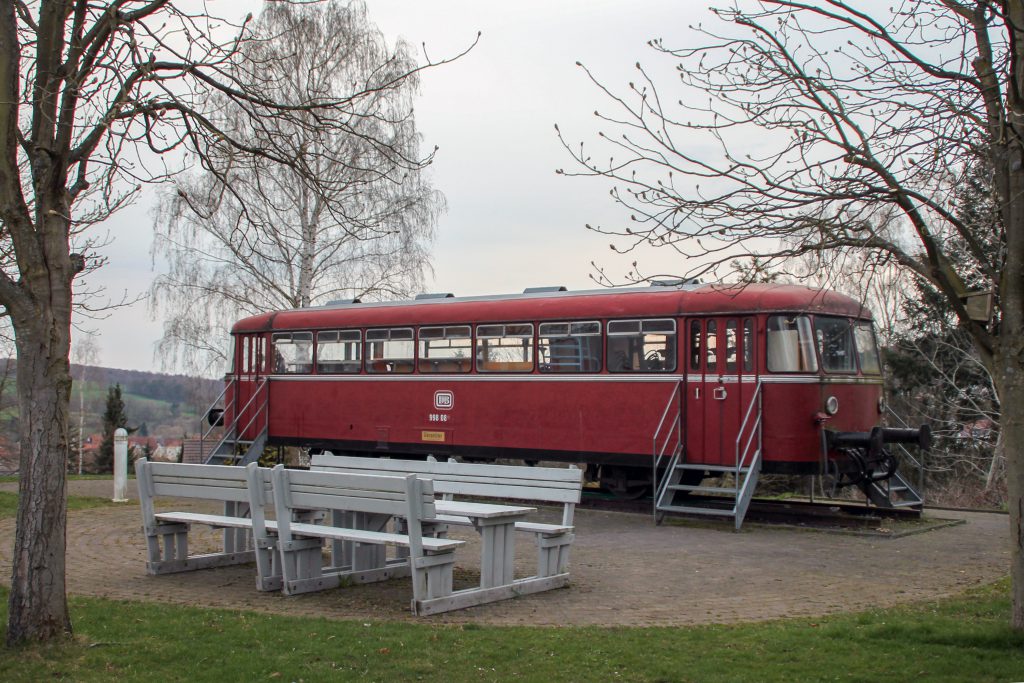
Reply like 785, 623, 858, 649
0, 581, 1018, 682
0, 491, 120, 519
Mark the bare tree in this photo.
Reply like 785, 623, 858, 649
0, 0, 465, 644
559, 1, 1024, 626
71, 332, 100, 475
150, 1, 445, 376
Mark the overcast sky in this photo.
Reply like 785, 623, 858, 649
86, 1, 704, 373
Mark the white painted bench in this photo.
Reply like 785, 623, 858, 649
310, 454, 583, 579
266, 464, 474, 615
134, 459, 283, 591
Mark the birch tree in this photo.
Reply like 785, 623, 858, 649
150, 1, 444, 376
0, 0, 462, 645
559, 0, 1024, 627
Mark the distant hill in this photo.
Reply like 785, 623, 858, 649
0, 361, 223, 440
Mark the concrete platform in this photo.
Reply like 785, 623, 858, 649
0, 479, 1009, 626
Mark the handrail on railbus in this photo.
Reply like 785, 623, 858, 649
884, 404, 927, 500
199, 378, 235, 457
203, 377, 268, 462
730, 381, 763, 523
232, 377, 269, 436
734, 380, 763, 478
651, 379, 683, 516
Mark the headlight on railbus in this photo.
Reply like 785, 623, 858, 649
878, 396, 886, 414
825, 396, 839, 416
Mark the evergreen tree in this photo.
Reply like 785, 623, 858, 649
885, 158, 1003, 499
95, 385, 130, 473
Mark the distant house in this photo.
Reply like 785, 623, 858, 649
959, 418, 995, 441
0, 435, 18, 475
180, 438, 217, 464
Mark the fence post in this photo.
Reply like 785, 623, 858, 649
113, 428, 128, 502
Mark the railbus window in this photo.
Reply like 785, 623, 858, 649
689, 320, 701, 371
725, 320, 738, 372
853, 321, 882, 375
742, 319, 754, 372
316, 330, 361, 374
814, 316, 856, 373
766, 316, 818, 372
607, 319, 677, 372
476, 323, 534, 372
538, 321, 602, 373
419, 326, 472, 373
240, 336, 250, 373
706, 320, 718, 373
272, 332, 313, 374
365, 328, 415, 374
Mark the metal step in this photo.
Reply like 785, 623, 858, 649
674, 463, 747, 474
657, 504, 736, 517
667, 484, 738, 495
888, 499, 924, 508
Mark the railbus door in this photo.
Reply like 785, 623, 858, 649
235, 333, 265, 440
736, 317, 759, 460
686, 317, 744, 466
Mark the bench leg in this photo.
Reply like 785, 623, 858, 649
328, 511, 391, 572
144, 522, 257, 575
410, 551, 457, 609
253, 537, 283, 592
536, 532, 575, 577
279, 537, 329, 595
223, 502, 253, 554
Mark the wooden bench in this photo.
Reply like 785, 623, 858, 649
266, 464, 473, 615
135, 459, 283, 591
310, 454, 583, 579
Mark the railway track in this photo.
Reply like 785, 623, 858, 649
580, 489, 921, 529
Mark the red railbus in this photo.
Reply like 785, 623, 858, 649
216, 283, 926, 507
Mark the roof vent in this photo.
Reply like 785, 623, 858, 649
650, 278, 700, 287
326, 298, 362, 305
415, 292, 455, 300
523, 286, 568, 294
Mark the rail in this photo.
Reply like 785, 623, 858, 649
733, 381, 763, 526
199, 378, 235, 460
885, 405, 926, 500
201, 378, 269, 464
651, 379, 683, 517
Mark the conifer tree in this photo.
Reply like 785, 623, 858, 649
95, 385, 129, 474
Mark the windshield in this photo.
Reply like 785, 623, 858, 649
814, 317, 856, 373
853, 322, 882, 375
766, 315, 818, 372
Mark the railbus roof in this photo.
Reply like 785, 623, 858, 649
231, 283, 871, 334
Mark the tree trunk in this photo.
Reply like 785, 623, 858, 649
6, 311, 73, 644
1000, 345, 1024, 628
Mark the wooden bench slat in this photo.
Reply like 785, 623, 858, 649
287, 521, 462, 552
155, 512, 254, 529
148, 462, 251, 478
314, 456, 583, 483
515, 521, 573, 535
285, 491, 430, 519
151, 482, 253, 503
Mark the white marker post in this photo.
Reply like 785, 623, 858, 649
113, 428, 128, 502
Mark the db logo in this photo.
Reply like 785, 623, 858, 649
434, 390, 454, 411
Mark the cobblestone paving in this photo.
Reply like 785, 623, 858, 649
0, 479, 1009, 626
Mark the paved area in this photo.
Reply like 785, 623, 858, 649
0, 479, 1009, 626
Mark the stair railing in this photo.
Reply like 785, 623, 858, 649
651, 379, 683, 517
884, 405, 927, 504
732, 380, 763, 526
200, 378, 235, 460
204, 378, 269, 464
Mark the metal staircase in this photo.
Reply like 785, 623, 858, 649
200, 378, 270, 466
849, 407, 925, 511
860, 467, 924, 509
653, 381, 764, 530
